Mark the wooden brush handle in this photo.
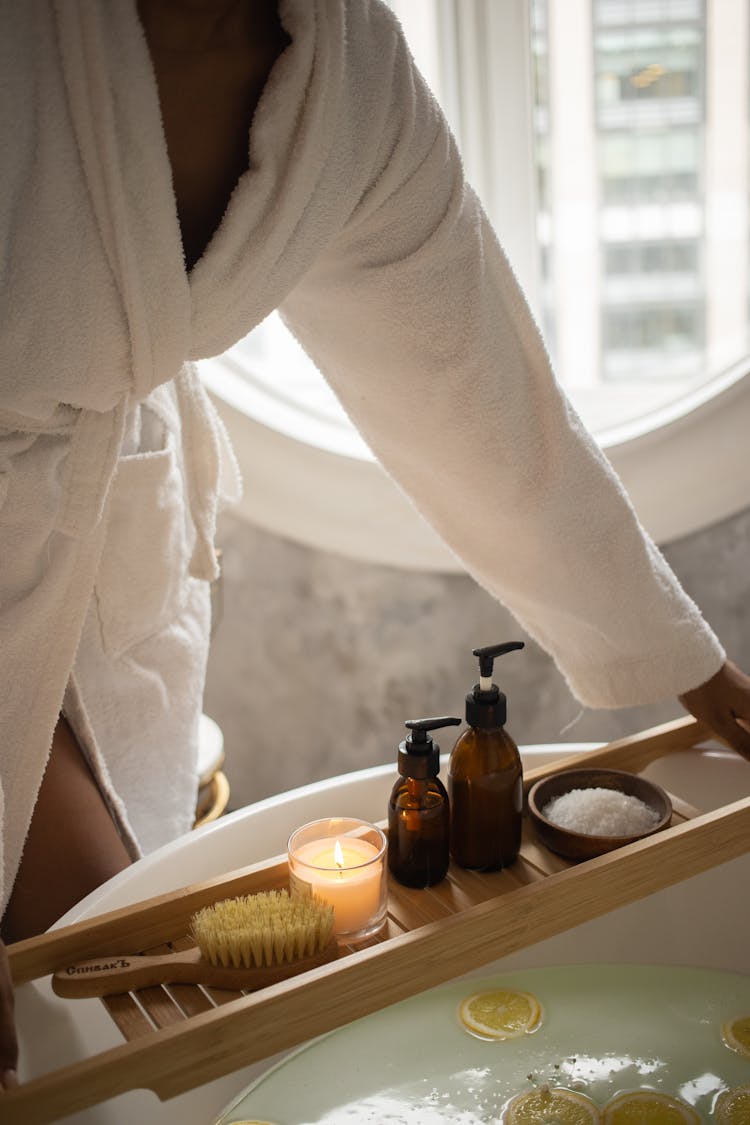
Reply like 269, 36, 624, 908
52, 940, 339, 999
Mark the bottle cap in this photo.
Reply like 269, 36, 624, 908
398, 716, 461, 779
465, 642, 524, 729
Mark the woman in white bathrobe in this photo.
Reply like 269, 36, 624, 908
1, 0, 749, 1090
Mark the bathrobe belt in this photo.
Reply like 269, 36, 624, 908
174, 363, 241, 584
1, 364, 238, 586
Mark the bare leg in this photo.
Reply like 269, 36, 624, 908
1, 716, 132, 943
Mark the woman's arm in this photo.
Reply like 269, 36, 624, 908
278, 7, 726, 713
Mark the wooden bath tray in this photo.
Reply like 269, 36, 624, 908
6, 716, 750, 1124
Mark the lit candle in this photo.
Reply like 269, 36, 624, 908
288, 819, 387, 940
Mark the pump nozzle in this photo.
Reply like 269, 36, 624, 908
472, 641, 525, 682
405, 716, 461, 747
399, 716, 461, 778
466, 641, 524, 728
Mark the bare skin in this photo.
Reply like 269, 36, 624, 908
0, 716, 133, 1087
679, 659, 750, 760
137, 0, 289, 270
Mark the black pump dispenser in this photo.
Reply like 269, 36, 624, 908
466, 641, 525, 729
398, 716, 461, 779
389, 716, 460, 888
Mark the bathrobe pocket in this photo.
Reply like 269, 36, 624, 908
95, 435, 189, 656
0, 428, 47, 524
0, 424, 69, 610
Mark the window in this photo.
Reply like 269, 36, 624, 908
204, 0, 750, 566
602, 302, 703, 362
599, 131, 700, 203
604, 240, 698, 274
596, 25, 702, 106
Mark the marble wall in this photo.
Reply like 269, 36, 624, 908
204, 504, 750, 810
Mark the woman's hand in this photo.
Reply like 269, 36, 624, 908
0, 938, 18, 1091
679, 660, 750, 760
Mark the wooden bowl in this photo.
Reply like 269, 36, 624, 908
527, 768, 672, 861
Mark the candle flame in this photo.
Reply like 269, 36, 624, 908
334, 839, 345, 868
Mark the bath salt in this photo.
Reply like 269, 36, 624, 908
541, 787, 660, 837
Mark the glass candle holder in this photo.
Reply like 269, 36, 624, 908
287, 818, 388, 942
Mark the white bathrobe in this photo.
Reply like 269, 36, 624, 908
0, 0, 724, 916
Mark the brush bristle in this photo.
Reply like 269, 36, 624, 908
190, 890, 335, 969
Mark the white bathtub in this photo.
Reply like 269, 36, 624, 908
13, 741, 750, 1124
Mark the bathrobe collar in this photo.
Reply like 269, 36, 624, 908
54, 0, 190, 401
187, 0, 345, 361
55, 0, 344, 390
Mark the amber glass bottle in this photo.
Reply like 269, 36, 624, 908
388, 716, 460, 888
448, 642, 524, 870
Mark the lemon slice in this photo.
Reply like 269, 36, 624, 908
602, 1091, 700, 1124
715, 1085, 750, 1124
503, 1086, 600, 1124
458, 987, 542, 1040
722, 1015, 750, 1059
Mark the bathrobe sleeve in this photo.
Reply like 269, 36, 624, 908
278, 2, 725, 709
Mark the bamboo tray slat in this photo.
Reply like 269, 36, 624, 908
6, 716, 750, 1125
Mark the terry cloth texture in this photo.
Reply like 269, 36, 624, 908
0, 0, 724, 916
